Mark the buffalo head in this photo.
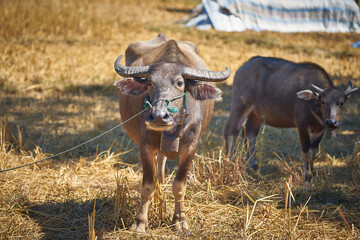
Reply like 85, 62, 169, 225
296, 81, 358, 130
114, 55, 230, 131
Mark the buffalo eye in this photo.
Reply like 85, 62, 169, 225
321, 100, 326, 106
339, 101, 344, 108
147, 81, 153, 87
177, 80, 184, 88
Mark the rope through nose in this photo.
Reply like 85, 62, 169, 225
144, 92, 186, 113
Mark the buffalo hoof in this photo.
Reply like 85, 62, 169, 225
249, 161, 259, 171
130, 221, 147, 233
178, 230, 191, 236
304, 171, 316, 182
172, 218, 189, 233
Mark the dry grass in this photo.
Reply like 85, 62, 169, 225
1, 0, 360, 239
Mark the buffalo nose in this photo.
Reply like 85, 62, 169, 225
148, 109, 171, 124
325, 119, 339, 128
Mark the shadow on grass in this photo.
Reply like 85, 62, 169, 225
25, 196, 137, 240
165, 7, 193, 14
0, 84, 142, 166
282, 165, 360, 229
63, 83, 118, 96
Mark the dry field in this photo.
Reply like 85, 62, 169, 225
1, 0, 360, 239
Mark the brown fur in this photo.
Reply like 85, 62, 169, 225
224, 56, 357, 182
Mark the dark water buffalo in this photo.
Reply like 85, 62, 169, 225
224, 56, 358, 181
114, 34, 230, 232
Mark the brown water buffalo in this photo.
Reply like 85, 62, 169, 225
224, 56, 358, 182
114, 33, 230, 232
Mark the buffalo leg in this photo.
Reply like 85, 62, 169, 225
132, 146, 156, 232
157, 152, 167, 184
224, 104, 253, 160
307, 131, 324, 179
298, 128, 313, 181
244, 112, 262, 170
172, 149, 195, 232
310, 132, 324, 160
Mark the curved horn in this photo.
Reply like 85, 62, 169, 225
345, 80, 358, 97
182, 66, 231, 82
114, 55, 151, 78
311, 84, 324, 94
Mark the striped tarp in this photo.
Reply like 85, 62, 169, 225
185, 0, 360, 33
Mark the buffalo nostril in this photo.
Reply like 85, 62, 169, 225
325, 119, 338, 127
148, 109, 171, 124
148, 113, 155, 122
163, 112, 170, 120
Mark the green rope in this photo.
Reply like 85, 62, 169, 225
167, 92, 187, 113
167, 105, 179, 113
145, 92, 186, 113
184, 92, 187, 108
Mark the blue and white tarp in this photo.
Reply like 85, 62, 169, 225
185, 0, 360, 33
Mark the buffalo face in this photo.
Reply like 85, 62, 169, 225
144, 64, 187, 131
296, 81, 358, 131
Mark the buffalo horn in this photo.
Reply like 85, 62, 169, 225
114, 55, 150, 78
182, 67, 231, 82
311, 84, 324, 94
345, 81, 358, 97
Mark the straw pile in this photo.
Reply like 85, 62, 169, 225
1, 0, 360, 239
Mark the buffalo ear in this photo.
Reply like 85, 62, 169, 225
188, 82, 222, 101
296, 90, 320, 101
114, 78, 148, 96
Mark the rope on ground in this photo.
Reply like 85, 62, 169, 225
0, 91, 187, 173
0, 107, 149, 173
